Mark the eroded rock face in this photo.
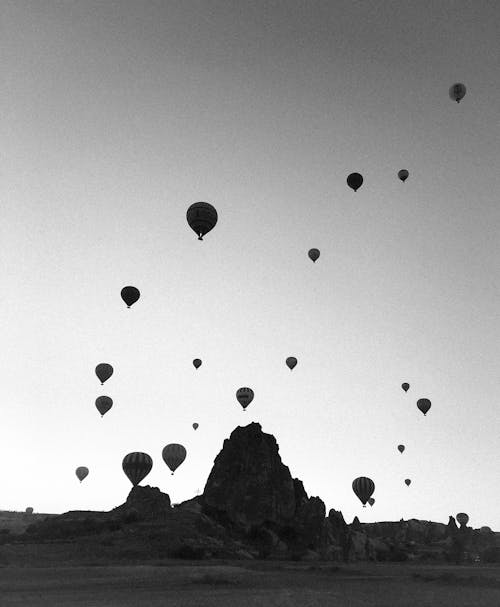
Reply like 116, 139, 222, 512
113, 485, 171, 521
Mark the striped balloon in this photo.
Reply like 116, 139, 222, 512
186, 202, 218, 241
352, 476, 375, 507
456, 512, 469, 526
162, 444, 187, 474
236, 387, 254, 410
122, 452, 153, 486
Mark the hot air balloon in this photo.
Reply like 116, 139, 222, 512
398, 169, 409, 182
347, 172, 363, 192
193, 359, 202, 369
397, 444, 405, 454
95, 396, 113, 417
95, 363, 113, 385
480, 526, 492, 534
368, 498, 375, 507
192, 423, 199, 430
25, 507, 34, 515
308, 248, 320, 263
121, 286, 140, 308
417, 398, 431, 416
352, 477, 375, 507
162, 444, 186, 475
405, 479, 411, 486
401, 382, 410, 392
122, 452, 152, 486
236, 387, 254, 411
75, 466, 89, 483
456, 512, 469, 526
449, 83, 466, 103
286, 357, 297, 370
186, 202, 218, 240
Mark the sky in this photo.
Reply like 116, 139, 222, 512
1, 0, 499, 529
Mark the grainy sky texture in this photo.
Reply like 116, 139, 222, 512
1, 1, 499, 528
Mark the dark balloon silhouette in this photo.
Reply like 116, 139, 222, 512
352, 476, 375, 507
121, 286, 140, 308
347, 172, 363, 192
236, 387, 254, 411
186, 202, 218, 240
25, 507, 34, 515
456, 512, 469, 526
417, 398, 431, 416
193, 358, 202, 369
192, 422, 199, 430
122, 452, 153, 487
449, 83, 466, 103
368, 497, 375, 507
401, 382, 410, 392
95, 396, 113, 417
398, 169, 409, 182
405, 478, 411, 486
308, 248, 320, 263
95, 363, 113, 385
286, 357, 297, 370
397, 444, 405, 454
162, 444, 187, 475
75, 466, 89, 483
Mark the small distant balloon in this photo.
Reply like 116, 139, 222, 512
397, 444, 405, 454
401, 382, 410, 392
405, 479, 411, 487
308, 248, 320, 263
398, 169, 409, 182
186, 202, 218, 240
347, 172, 363, 192
122, 452, 153, 486
480, 526, 492, 534
95, 363, 113, 385
25, 507, 34, 515
236, 387, 254, 411
352, 476, 375, 507
193, 358, 202, 369
368, 497, 375, 507
456, 512, 469, 526
192, 423, 199, 430
95, 396, 113, 417
286, 357, 297, 370
121, 286, 140, 308
417, 398, 431, 416
449, 83, 466, 103
76, 466, 89, 483
162, 444, 187, 475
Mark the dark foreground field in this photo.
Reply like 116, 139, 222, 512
1, 562, 499, 606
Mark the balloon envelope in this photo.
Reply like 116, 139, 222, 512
405, 479, 411, 486
397, 444, 405, 454
449, 83, 466, 103
347, 172, 363, 192
25, 507, 34, 515
286, 357, 297, 370
352, 477, 375, 506
401, 382, 410, 392
122, 452, 153, 486
192, 423, 199, 430
417, 398, 431, 415
368, 498, 375, 506
95, 396, 113, 417
456, 512, 469, 526
95, 363, 113, 385
308, 248, 320, 263
186, 202, 218, 240
398, 169, 409, 182
121, 286, 140, 308
193, 358, 202, 369
162, 444, 187, 474
236, 387, 254, 410
76, 466, 89, 482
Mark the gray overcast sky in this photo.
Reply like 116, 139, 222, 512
1, 1, 499, 528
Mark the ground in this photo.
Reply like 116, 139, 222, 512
0, 561, 499, 606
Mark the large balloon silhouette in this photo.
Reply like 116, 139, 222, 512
456, 512, 469, 526
121, 286, 140, 308
449, 83, 466, 103
286, 357, 297, 370
95, 363, 113, 385
95, 396, 113, 417
397, 444, 405, 454
401, 382, 410, 392
186, 202, 218, 240
236, 387, 254, 411
347, 172, 363, 192
417, 398, 431, 416
75, 466, 89, 483
193, 358, 202, 369
308, 248, 320, 263
398, 169, 409, 182
122, 452, 153, 486
352, 477, 375, 506
162, 444, 187, 474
